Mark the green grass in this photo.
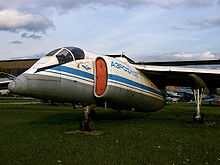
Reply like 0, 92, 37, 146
0, 97, 40, 103
0, 102, 220, 165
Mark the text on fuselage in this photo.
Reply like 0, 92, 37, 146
111, 61, 138, 77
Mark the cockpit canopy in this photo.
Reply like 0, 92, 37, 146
45, 47, 85, 64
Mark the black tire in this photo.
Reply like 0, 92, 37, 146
80, 110, 96, 131
81, 117, 91, 131
89, 109, 96, 120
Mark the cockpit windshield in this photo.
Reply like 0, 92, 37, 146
45, 49, 60, 56
65, 47, 85, 60
44, 47, 85, 65
56, 49, 73, 64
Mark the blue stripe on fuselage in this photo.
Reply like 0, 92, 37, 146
52, 65, 94, 80
45, 70, 94, 83
108, 80, 158, 97
108, 74, 162, 96
43, 65, 161, 97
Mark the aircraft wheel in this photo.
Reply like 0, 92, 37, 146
193, 113, 205, 124
81, 117, 91, 131
89, 109, 96, 120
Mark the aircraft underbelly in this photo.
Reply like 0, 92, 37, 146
107, 85, 165, 112
60, 78, 95, 104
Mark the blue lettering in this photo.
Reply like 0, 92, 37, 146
111, 61, 138, 77
127, 68, 132, 74
111, 61, 115, 67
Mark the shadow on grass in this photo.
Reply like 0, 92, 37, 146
29, 110, 152, 126
29, 112, 81, 125
202, 104, 220, 107
28, 104, 220, 127
27, 110, 194, 129
23, 110, 220, 133
95, 111, 150, 121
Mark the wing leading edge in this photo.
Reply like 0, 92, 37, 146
135, 59, 220, 66
132, 64, 220, 89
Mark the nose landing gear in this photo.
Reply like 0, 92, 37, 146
81, 105, 96, 131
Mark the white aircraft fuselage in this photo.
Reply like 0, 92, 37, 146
8, 47, 165, 112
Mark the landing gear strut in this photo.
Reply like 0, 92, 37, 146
193, 88, 204, 124
81, 105, 96, 131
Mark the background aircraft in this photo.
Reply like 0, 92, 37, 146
3, 46, 220, 130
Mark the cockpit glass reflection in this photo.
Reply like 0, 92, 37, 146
56, 49, 73, 64
66, 47, 85, 60
45, 49, 60, 56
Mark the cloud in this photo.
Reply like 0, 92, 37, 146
157, 0, 215, 8
173, 51, 216, 60
7, 40, 23, 44
179, 0, 215, 7
213, 51, 220, 58
171, 26, 187, 30
188, 17, 220, 28
0, 0, 154, 10
21, 32, 42, 40
0, 9, 54, 33
136, 51, 218, 62
0, 0, 217, 12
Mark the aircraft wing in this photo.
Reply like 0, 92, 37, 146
132, 64, 220, 88
0, 77, 13, 87
135, 59, 220, 66
0, 80, 12, 87
0, 72, 15, 87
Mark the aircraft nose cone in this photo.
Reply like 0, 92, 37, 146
8, 75, 28, 95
